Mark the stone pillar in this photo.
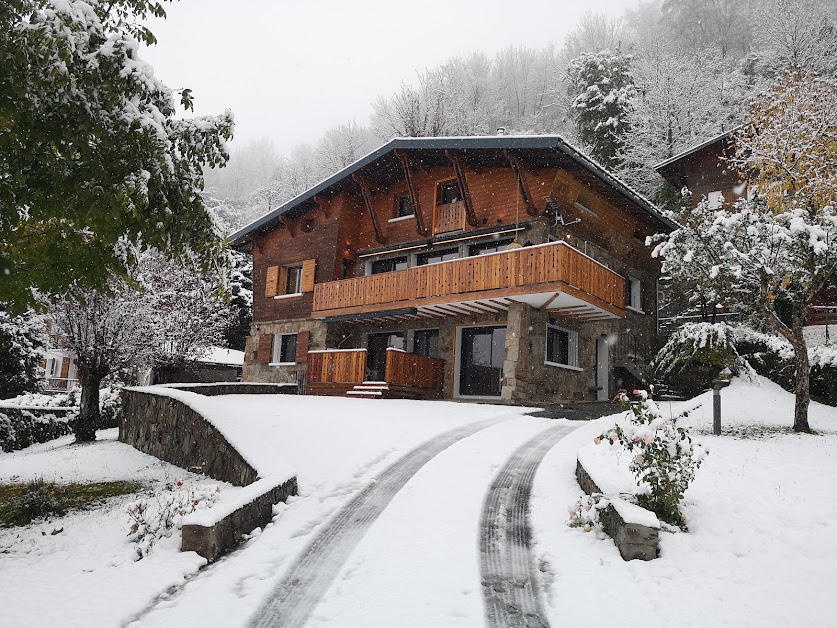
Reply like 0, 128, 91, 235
502, 303, 530, 402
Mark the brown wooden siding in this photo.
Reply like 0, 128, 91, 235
384, 350, 444, 390
313, 241, 625, 317
307, 349, 367, 383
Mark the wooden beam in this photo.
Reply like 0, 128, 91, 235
277, 216, 297, 238
394, 150, 429, 237
538, 292, 561, 312
503, 149, 538, 217
445, 150, 479, 227
313, 194, 332, 219
351, 173, 386, 244
249, 233, 265, 255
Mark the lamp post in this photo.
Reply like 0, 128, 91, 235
712, 367, 733, 435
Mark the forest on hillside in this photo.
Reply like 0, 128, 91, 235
205, 0, 837, 234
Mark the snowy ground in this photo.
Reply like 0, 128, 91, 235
2, 381, 836, 627
532, 376, 837, 628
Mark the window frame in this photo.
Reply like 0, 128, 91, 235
627, 276, 644, 313
394, 193, 414, 218
369, 255, 409, 275
412, 328, 440, 358
468, 238, 514, 257
436, 180, 461, 205
271, 333, 298, 366
416, 247, 460, 266
544, 320, 581, 371
285, 265, 303, 295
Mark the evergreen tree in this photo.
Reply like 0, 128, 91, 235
0, 308, 45, 398
567, 50, 637, 169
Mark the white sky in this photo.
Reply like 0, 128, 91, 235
141, 0, 633, 154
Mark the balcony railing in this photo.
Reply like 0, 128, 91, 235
433, 200, 466, 235
313, 241, 625, 318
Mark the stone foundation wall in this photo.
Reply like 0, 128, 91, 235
120, 389, 258, 486
576, 459, 659, 561
181, 477, 298, 563
162, 383, 297, 397
243, 320, 328, 386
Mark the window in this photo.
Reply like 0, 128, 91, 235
371, 256, 408, 275
341, 258, 356, 279
545, 321, 579, 369
272, 333, 297, 365
413, 329, 440, 358
707, 190, 723, 209
437, 180, 461, 205
628, 276, 643, 312
468, 239, 514, 256
416, 247, 459, 266
395, 194, 414, 217
286, 266, 302, 294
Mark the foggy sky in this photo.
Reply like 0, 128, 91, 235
141, 0, 633, 154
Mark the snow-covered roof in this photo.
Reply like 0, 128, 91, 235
230, 135, 676, 245
653, 127, 740, 172
196, 347, 245, 366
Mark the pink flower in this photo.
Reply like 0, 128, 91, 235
633, 435, 641, 442
633, 455, 645, 464
594, 437, 602, 445
176, 480, 183, 487
632, 389, 640, 395
644, 434, 655, 444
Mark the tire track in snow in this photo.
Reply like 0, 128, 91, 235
247, 416, 509, 628
479, 423, 576, 628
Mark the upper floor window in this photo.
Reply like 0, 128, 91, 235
546, 320, 579, 369
417, 248, 459, 266
395, 194, 414, 218
437, 180, 461, 205
469, 239, 514, 256
628, 276, 643, 312
286, 265, 303, 294
707, 190, 724, 209
371, 256, 408, 275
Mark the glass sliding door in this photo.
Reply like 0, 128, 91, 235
458, 326, 506, 397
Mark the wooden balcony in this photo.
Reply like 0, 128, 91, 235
306, 348, 444, 399
312, 241, 626, 321
433, 201, 466, 235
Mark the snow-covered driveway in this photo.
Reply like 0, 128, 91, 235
127, 395, 572, 628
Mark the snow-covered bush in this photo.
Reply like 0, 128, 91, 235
0, 409, 72, 452
97, 387, 122, 429
654, 322, 754, 377
568, 493, 610, 535
126, 481, 220, 560
595, 390, 707, 527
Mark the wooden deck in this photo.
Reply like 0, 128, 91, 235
312, 241, 625, 319
305, 349, 445, 400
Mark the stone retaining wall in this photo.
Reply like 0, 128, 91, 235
576, 459, 659, 561
120, 389, 258, 486
162, 383, 297, 396
182, 477, 297, 562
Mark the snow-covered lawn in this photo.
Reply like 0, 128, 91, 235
532, 376, 837, 628
3, 380, 836, 628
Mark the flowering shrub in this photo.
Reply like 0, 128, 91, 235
595, 389, 706, 527
126, 480, 220, 560
568, 493, 610, 534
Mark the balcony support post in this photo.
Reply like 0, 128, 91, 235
351, 173, 386, 244
503, 149, 539, 217
445, 150, 479, 227
394, 150, 429, 236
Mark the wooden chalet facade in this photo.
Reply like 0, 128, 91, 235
232, 136, 676, 403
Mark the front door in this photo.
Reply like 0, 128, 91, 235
366, 332, 404, 382
459, 326, 506, 397
596, 336, 609, 401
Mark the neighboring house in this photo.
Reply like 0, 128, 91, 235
231, 135, 676, 403
40, 349, 78, 392
655, 129, 837, 326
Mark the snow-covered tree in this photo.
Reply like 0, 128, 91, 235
653, 68, 837, 432
567, 50, 637, 169
49, 250, 232, 441
1, 0, 234, 310
223, 252, 253, 352
0, 308, 46, 398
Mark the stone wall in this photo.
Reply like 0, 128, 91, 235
163, 383, 297, 397
181, 476, 297, 563
243, 319, 328, 386
120, 389, 258, 486
576, 459, 659, 561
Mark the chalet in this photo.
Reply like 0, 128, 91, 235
231, 135, 676, 403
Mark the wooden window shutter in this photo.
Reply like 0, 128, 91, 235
301, 259, 316, 292
277, 266, 288, 296
296, 330, 310, 363
59, 356, 70, 378
265, 266, 280, 297
257, 333, 274, 364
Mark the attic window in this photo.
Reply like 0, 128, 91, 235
395, 194, 414, 218
437, 180, 461, 205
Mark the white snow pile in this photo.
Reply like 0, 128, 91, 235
531, 375, 837, 628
